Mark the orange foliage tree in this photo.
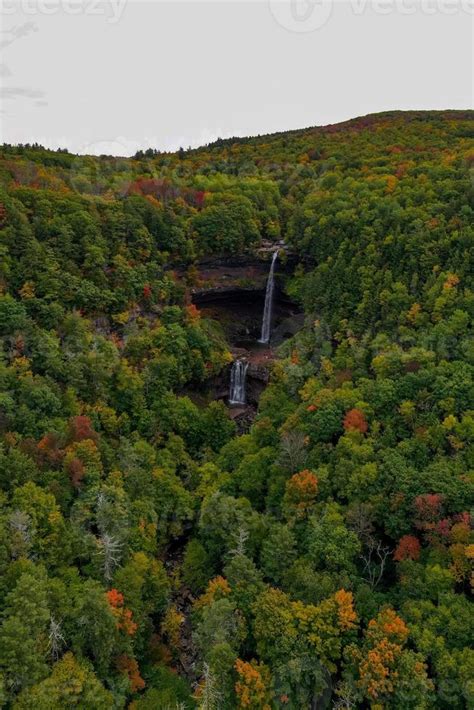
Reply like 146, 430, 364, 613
106, 589, 137, 636
116, 655, 145, 693
284, 470, 318, 518
194, 575, 231, 611
185, 303, 200, 321
348, 608, 432, 705
343, 408, 368, 434
234, 659, 272, 709
334, 589, 358, 631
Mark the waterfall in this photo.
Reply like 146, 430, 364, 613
258, 250, 278, 344
229, 359, 248, 405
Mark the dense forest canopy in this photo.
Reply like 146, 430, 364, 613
0, 110, 473, 708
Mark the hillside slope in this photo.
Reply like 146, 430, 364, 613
0, 111, 473, 708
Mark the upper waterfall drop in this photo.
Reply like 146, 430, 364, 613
229, 359, 248, 405
258, 250, 278, 344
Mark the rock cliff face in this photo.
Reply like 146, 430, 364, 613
179, 248, 303, 427
245, 361, 270, 410
188, 252, 300, 344
247, 361, 270, 384
177, 244, 299, 301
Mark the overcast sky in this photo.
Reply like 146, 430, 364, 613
0, 0, 472, 155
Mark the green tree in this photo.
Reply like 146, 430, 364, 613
13, 653, 113, 709
0, 569, 50, 696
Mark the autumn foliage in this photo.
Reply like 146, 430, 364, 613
160, 604, 184, 655
67, 457, 85, 488
106, 588, 124, 607
394, 535, 421, 561
414, 493, 443, 525
194, 575, 231, 610
116, 655, 145, 693
36, 432, 64, 466
334, 589, 357, 631
343, 408, 368, 434
354, 609, 410, 700
67, 415, 98, 443
0, 112, 472, 708
185, 303, 200, 321
284, 470, 318, 517
235, 659, 272, 709
106, 589, 137, 636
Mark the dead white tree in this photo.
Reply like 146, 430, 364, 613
333, 681, 356, 709
346, 502, 374, 543
97, 533, 123, 582
48, 616, 66, 661
360, 538, 391, 589
229, 527, 249, 558
196, 663, 223, 710
96, 490, 110, 534
279, 430, 307, 473
9, 510, 32, 559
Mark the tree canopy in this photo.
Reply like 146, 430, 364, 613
0, 110, 473, 707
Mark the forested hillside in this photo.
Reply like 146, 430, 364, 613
0, 110, 473, 708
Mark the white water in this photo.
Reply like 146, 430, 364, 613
229, 359, 248, 405
258, 250, 278, 344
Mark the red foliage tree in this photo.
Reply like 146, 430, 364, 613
68, 457, 85, 488
116, 655, 145, 693
106, 589, 137, 636
343, 408, 368, 434
186, 303, 200, 321
414, 494, 443, 530
194, 190, 206, 209
394, 535, 421, 561
435, 519, 452, 538
68, 415, 97, 443
36, 432, 64, 466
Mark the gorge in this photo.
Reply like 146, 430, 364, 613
187, 248, 302, 421
228, 249, 279, 407
2, 112, 471, 709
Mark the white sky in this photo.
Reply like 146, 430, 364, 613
0, 0, 473, 155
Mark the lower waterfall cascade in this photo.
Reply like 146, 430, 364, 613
229, 359, 248, 405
